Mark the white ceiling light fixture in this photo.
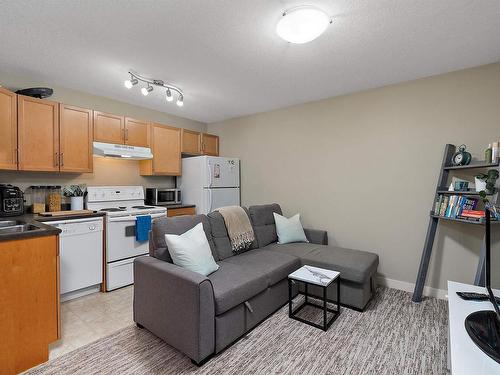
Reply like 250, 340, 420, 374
276, 5, 331, 44
125, 71, 184, 106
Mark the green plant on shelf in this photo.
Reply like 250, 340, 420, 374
476, 169, 499, 203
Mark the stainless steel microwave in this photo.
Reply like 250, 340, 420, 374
145, 188, 181, 206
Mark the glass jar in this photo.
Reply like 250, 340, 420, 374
32, 186, 46, 213
47, 186, 62, 212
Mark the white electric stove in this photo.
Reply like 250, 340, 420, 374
87, 186, 166, 291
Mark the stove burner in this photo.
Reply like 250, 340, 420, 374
131, 206, 154, 209
100, 208, 126, 212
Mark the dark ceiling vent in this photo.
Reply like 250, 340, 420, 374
15, 87, 53, 99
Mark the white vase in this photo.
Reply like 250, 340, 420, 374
475, 177, 487, 192
70, 196, 84, 210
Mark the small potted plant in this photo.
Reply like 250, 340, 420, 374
63, 184, 87, 210
475, 169, 499, 195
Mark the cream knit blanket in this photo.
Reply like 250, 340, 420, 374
217, 206, 255, 253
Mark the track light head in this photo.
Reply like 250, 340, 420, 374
176, 94, 184, 107
166, 88, 173, 102
141, 85, 153, 96
124, 77, 138, 89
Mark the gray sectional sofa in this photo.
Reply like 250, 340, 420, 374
133, 203, 379, 365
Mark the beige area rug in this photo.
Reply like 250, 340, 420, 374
28, 288, 448, 375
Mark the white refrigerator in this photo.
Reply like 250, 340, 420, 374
179, 156, 240, 214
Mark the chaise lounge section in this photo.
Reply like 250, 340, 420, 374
133, 203, 379, 364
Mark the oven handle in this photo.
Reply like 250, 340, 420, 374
108, 213, 165, 222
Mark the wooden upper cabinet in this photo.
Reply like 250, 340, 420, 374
124, 117, 149, 147
0, 88, 18, 170
140, 123, 181, 176
181, 129, 202, 155
59, 104, 93, 173
93, 111, 124, 144
17, 95, 59, 172
202, 133, 219, 156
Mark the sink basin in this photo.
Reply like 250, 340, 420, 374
0, 224, 42, 235
0, 220, 24, 228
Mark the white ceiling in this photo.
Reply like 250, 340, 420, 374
0, 1, 499, 123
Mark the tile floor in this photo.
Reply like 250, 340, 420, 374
49, 286, 134, 359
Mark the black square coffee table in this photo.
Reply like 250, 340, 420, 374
288, 265, 341, 331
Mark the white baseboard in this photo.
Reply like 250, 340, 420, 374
376, 276, 448, 300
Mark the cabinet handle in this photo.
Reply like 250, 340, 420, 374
55, 152, 59, 167
60, 152, 64, 167
125, 128, 129, 141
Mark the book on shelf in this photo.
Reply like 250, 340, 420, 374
433, 194, 495, 221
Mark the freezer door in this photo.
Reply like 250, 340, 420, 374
206, 157, 240, 188
203, 188, 240, 214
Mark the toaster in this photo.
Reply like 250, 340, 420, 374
0, 184, 24, 216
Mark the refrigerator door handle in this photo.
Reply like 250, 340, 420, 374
208, 189, 213, 212
207, 163, 213, 187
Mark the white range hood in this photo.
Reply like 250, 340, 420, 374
93, 142, 153, 160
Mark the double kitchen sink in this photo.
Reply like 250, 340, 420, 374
0, 219, 45, 235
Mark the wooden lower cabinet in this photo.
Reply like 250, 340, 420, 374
140, 123, 181, 176
167, 206, 196, 217
0, 235, 60, 374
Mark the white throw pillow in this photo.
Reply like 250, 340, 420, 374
273, 212, 309, 244
165, 223, 219, 276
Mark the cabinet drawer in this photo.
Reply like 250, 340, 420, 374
167, 206, 196, 217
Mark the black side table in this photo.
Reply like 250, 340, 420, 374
288, 265, 341, 331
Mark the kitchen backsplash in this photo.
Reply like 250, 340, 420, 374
0, 157, 176, 193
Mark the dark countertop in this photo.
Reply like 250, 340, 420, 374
167, 204, 196, 209
33, 211, 106, 222
0, 214, 61, 242
0, 211, 105, 242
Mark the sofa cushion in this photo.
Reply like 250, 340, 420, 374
223, 249, 301, 286
207, 208, 257, 260
208, 262, 268, 315
150, 215, 218, 262
264, 243, 378, 284
263, 242, 321, 258
301, 246, 379, 284
248, 203, 282, 248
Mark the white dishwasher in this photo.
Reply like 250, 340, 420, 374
50, 217, 104, 301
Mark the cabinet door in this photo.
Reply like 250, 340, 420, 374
124, 117, 149, 147
93, 111, 124, 144
59, 105, 93, 173
18, 95, 59, 172
0, 88, 18, 170
202, 133, 219, 156
140, 124, 181, 176
181, 129, 201, 155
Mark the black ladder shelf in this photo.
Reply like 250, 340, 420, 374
412, 144, 500, 302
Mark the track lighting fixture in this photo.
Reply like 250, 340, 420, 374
124, 71, 184, 107
141, 84, 153, 96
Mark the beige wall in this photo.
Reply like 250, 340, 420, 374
208, 63, 500, 292
0, 72, 206, 191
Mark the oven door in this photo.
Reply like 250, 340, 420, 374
106, 213, 164, 262
157, 189, 177, 205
